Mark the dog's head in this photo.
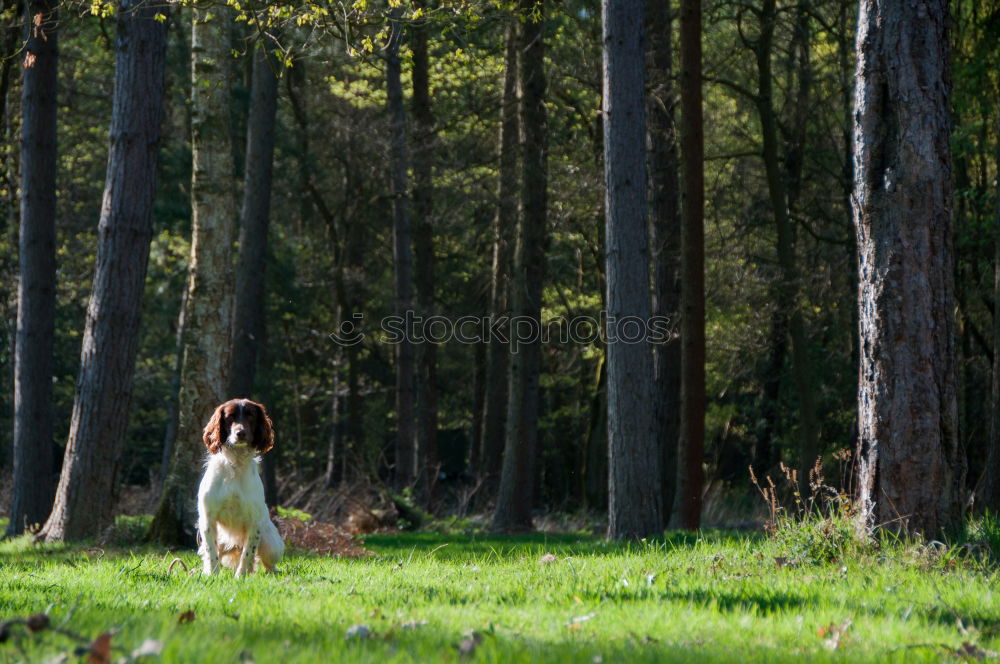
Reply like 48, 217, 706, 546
203, 399, 274, 456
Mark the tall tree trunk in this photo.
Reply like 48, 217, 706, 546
7, 0, 57, 536
230, 40, 279, 507
980, 93, 1000, 512
493, 0, 547, 532
480, 20, 518, 494
853, 0, 965, 536
603, 0, 661, 539
39, 0, 167, 542
646, 0, 680, 524
386, 9, 416, 491
0, 0, 21, 234
411, 12, 438, 504
148, 3, 237, 545
672, 0, 705, 530
754, 0, 819, 484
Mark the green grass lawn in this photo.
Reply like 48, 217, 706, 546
1, 527, 998, 662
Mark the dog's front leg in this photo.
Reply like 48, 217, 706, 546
235, 524, 260, 578
198, 519, 220, 576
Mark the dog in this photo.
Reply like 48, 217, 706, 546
197, 398, 284, 577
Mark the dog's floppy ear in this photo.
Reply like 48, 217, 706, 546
203, 404, 226, 454
252, 401, 274, 455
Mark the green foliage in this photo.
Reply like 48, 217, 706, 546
275, 506, 313, 522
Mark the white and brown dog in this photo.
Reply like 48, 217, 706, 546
197, 399, 284, 577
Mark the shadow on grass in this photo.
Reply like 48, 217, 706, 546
360, 530, 761, 560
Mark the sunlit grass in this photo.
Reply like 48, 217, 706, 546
1, 528, 997, 662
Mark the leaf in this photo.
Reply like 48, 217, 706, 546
458, 630, 482, 657
86, 632, 113, 664
819, 619, 852, 650
566, 613, 596, 630
345, 624, 370, 640
130, 639, 164, 658
400, 620, 428, 630
25, 613, 50, 633
177, 609, 196, 624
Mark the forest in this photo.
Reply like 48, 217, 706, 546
1, 0, 998, 545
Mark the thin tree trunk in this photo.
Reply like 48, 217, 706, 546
646, 0, 680, 524
411, 12, 438, 504
7, 0, 57, 536
230, 40, 279, 507
493, 0, 547, 532
39, 0, 167, 542
754, 0, 819, 484
386, 9, 416, 491
148, 3, 237, 545
603, 0, 661, 539
672, 0, 705, 530
159, 287, 187, 485
853, 0, 965, 536
480, 19, 518, 494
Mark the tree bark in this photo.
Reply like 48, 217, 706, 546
39, 0, 167, 541
386, 9, 416, 491
980, 86, 1000, 511
8, 0, 57, 536
411, 11, 438, 504
230, 44, 278, 401
480, 19, 518, 494
646, 0, 680, 524
671, 0, 705, 530
493, 0, 547, 532
853, 0, 965, 536
603, 0, 661, 539
230, 39, 279, 507
753, 0, 819, 484
148, 3, 237, 545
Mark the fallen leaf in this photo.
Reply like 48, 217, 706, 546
26, 613, 50, 633
401, 620, 428, 630
957, 642, 999, 660
567, 613, 597, 630
458, 630, 483, 657
820, 619, 852, 651
177, 609, 196, 624
130, 639, 164, 659
86, 632, 113, 664
345, 624, 370, 640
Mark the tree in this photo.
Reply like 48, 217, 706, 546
986, 107, 1000, 513
230, 39, 280, 506
493, 0, 548, 532
646, 0, 680, 523
751, 0, 818, 484
853, 0, 965, 536
672, 0, 705, 530
39, 0, 168, 541
386, 8, 416, 491
8, 0, 58, 537
479, 18, 518, 492
149, 3, 237, 545
603, 0, 661, 539
411, 10, 438, 503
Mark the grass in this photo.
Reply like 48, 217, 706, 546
1, 525, 998, 662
